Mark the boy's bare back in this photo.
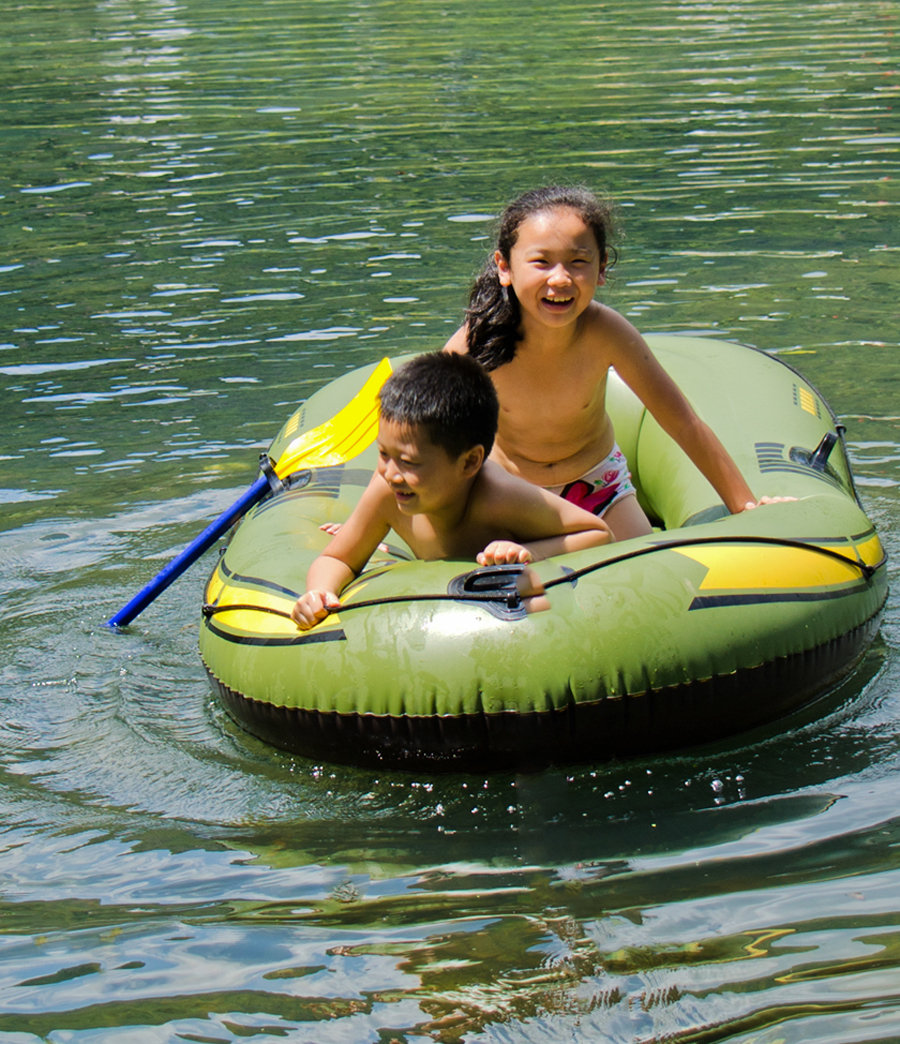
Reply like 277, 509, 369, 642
372, 457, 605, 561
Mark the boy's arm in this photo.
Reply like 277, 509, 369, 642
604, 315, 758, 512
292, 474, 392, 630
477, 524, 611, 565
292, 554, 356, 630
521, 523, 612, 562
477, 470, 613, 565
512, 496, 612, 562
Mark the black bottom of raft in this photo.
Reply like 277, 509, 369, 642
208, 614, 881, 772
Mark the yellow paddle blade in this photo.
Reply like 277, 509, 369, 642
274, 357, 392, 477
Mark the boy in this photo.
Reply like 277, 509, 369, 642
291, 352, 613, 630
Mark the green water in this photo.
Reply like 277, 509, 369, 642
1, 1, 898, 1040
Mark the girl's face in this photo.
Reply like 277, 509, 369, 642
495, 206, 606, 329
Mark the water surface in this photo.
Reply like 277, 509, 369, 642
1, 1, 898, 1040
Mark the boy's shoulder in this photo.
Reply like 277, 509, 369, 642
473, 460, 545, 510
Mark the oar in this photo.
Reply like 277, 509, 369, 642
107, 357, 392, 628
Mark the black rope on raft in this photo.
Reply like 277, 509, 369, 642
202, 588, 525, 621
201, 533, 882, 623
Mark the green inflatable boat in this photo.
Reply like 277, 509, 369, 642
199, 335, 887, 770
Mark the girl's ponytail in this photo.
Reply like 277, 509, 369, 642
464, 259, 522, 371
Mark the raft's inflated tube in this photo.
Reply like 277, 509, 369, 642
199, 335, 887, 770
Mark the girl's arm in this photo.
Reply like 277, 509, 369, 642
442, 325, 469, 354
604, 316, 757, 512
292, 474, 392, 630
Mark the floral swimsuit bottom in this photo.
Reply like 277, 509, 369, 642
546, 443, 637, 517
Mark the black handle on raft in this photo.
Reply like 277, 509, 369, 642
202, 565, 533, 625
790, 430, 838, 473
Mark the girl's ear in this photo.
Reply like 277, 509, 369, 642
460, 444, 485, 477
597, 253, 608, 287
494, 250, 512, 287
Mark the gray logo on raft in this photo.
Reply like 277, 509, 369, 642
755, 433, 842, 489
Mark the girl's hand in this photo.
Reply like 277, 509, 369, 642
292, 589, 341, 630
477, 541, 534, 566
741, 495, 798, 510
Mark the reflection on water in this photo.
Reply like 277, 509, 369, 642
1, 0, 898, 1040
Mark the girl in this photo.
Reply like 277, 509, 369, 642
444, 185, 779, 540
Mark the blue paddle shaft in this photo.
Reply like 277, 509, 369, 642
107, 474, 269, 628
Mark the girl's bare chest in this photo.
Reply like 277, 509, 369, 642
494, 363, 607, 423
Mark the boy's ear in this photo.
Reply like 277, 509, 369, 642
494, 250, 512, 287
597, 254, 608, 287
460, 444, 485, 477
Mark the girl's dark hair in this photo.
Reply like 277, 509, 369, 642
464, 185, 619, 371
378, 352, 499, 458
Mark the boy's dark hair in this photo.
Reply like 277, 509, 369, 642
465, 185, 619, 371
378, 352, 498, 458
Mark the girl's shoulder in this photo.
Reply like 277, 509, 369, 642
583, 300, 637, 337
580, 302, 647, 357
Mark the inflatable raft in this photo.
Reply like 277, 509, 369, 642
199, 335, 887, 770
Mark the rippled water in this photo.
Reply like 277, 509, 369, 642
1, 1, 898, 1040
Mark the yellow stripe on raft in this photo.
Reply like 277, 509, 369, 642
209, 586, 304, 636
213, 605, 298, 636
205, 568, 226, 606
797, 386, 819, 416
204, 568, 313, 637
853, 532, 885, 569
674, 543, 864, 593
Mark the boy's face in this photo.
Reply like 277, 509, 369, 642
376, 418, 480, 517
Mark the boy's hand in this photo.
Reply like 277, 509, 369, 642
477, 541, 534, 566
292, 589, 341, 630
